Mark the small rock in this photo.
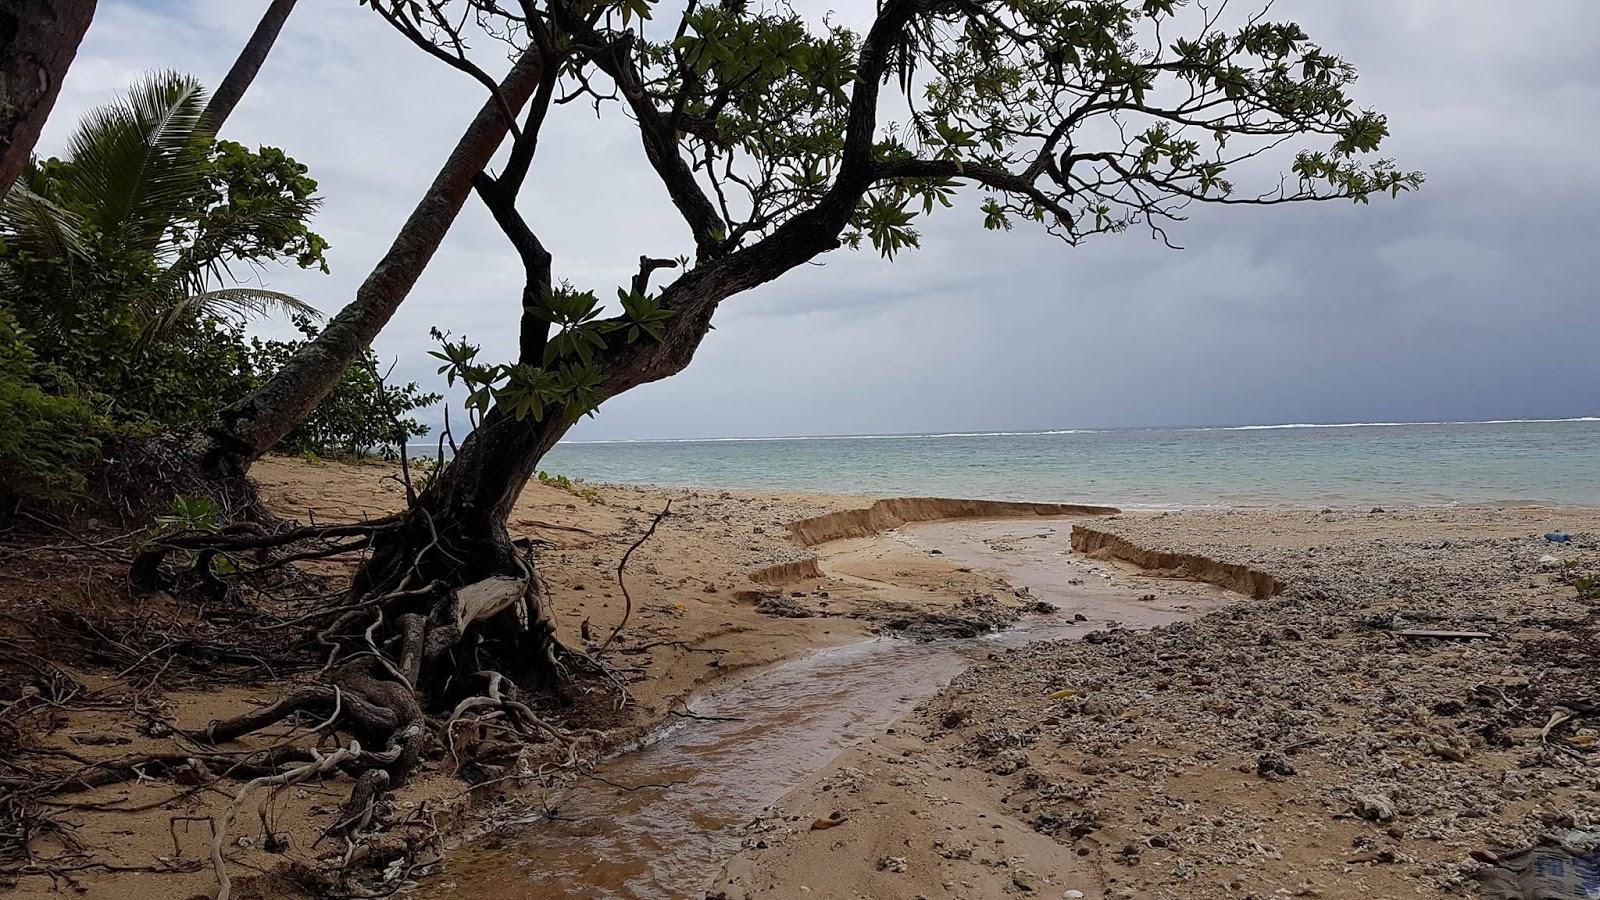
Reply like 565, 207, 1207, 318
810, 813, 847, 830
1257, 752, 1296, 778
1354, 794, 1396, 823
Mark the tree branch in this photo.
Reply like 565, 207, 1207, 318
552, 3, 727, 259
631, 256, 679, 296
472, 173, 552, 366
369, 1, 525, 138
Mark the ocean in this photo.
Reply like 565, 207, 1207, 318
528, 418, 1600, 508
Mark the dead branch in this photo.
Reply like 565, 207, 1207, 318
596, 501, 672, 657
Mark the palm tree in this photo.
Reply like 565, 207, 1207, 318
0, 70, 318, 340
201, 0, 299, 133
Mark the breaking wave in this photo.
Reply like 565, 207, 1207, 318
1190, 417, 1599, 432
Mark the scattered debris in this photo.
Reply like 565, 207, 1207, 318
1473, 833, 1600, 900
1256, 751, 1297, 778
755, 595, 814, 618
1354, 794, 1397, 823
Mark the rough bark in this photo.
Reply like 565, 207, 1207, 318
140, 2, 926, 847
350, 1, 925, 578
194, 47, 546, 480
199, 0, 297, 133
0, 0, 97, 197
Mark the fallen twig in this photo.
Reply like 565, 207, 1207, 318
595, 501, 671, 657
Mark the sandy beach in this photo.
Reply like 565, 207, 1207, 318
2, 458, 1092, 898
10, 4, 1597, 897
712, 507, 1600, 899
4, 458, 1596, 899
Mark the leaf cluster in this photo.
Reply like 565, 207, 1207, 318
429, 281, 673, 426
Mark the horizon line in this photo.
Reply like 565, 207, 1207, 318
404, 415, 1600, 448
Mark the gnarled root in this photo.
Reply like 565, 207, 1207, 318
110, 496, 631, 897
183, 527, 581, 887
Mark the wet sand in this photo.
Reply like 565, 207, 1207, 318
10, 458, 1596, 900
423, 519, 1229, 898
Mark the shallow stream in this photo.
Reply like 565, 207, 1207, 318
420, 519, 1227, 898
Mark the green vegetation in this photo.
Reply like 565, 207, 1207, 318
0, 73, 433, 510
0, 308, 107, 506
1570, 570, 1600, 603
537, 470, 604, 505
255, 317, 439, 461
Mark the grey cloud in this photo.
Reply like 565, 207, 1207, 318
45, 0, 1600, 439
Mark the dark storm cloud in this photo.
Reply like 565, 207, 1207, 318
47, 1, 1600, 439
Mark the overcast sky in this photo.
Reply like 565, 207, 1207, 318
42, 1, 1600, 439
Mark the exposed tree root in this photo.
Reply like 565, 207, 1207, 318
4, 446, 679, 894
79, 493, 636, 895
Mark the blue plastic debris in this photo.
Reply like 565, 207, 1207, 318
1473, 833, 1600, 899
1546, 532, 1572, 543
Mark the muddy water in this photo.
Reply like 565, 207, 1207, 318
422, 519, 1229, 899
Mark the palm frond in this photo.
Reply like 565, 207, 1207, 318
0, 180, 87, 264
183, 287, 319, 321
141, 287, 320, 344
61, 70, 208, 254
135, 194, 319, 329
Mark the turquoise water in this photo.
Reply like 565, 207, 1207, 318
533, 419, 1600, 508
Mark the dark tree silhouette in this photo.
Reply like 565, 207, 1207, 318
0, 0, 97, 197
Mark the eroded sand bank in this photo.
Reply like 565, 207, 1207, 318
10, 458, 1596, 900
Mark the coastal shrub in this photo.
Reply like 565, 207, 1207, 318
0, 73, 441, 510
0, 73, 329, 428
0, 311, 110, 509
252, 317, 440, 461
537, 470, 604, 505
1572, 571, 1600, 603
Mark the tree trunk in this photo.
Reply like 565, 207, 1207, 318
193, 47, 546, 480
199, 0, 297, 133
0, 0, 96, 197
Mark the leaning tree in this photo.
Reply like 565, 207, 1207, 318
153, 0, 1419, 837
0, 0, 98, 197
200, 0, 300, 132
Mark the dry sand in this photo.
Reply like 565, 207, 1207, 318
2, 458, 1075, 898
6, 459, 1596, 900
